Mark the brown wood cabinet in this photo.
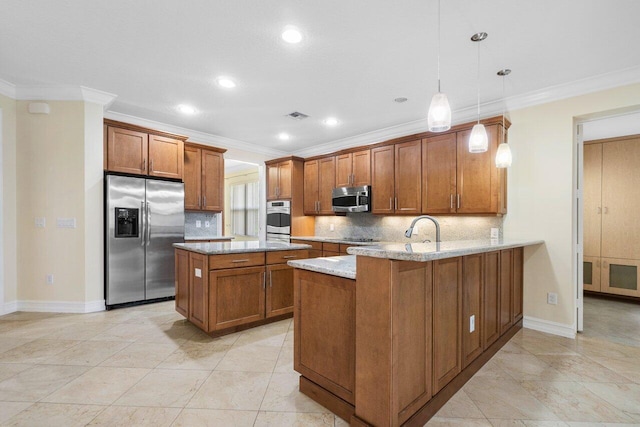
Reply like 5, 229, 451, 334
175, 249, 189, 317
371, 145, 395, 214
483, 251, 501, 349
304, 157, 336, 215
105, 120, 187, 180
462, 253, 483, 368
183, 143, 225, 212
209, 266, 265, 330
267, 159, 294, 200
335, 149, 371, 187
188, 252, 209, 331
371, 140, 422, 214
422, 133, 457, 214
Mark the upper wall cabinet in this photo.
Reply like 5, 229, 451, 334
335, 149, 371, 187
184, 143, 226, 212
304, 157, 336, 215
104, 119, 188, 180
267, 158, 296, 200
371, 140, 422, 214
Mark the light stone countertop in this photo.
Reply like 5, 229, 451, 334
183, 236, 234, 241
173, 240, 311, 255
347, 239, 544, 262
288, 255, 356, 280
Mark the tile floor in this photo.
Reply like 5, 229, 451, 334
0, 296, 637, 426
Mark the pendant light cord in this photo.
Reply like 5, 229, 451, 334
476, 41, 480, 124
437, 0, 441, 93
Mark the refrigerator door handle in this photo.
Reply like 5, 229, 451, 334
141, 201, 146, 246
146, 202, 151, 245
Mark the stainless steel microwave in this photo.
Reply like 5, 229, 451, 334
332, 186, 371, 213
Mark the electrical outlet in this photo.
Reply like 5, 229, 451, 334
46, 274, 54, 285
194, 268, 202, 278
196, 220, 201, 228
205, 221, 210, 228
35, 217, 46, 228
547, 292, 558, 305
329, 224, 335, 232
491, 228, 499, 239
56, 218, 76, 228
470, 315, 475, 332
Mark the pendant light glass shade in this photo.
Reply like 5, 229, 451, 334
495, 142, 512, 168
469, 123, 489, 153
428, 92, 451, 132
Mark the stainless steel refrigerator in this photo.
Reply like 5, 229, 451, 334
105, 174, 184, 308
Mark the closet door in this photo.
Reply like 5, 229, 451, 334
583, 143, 602, 258
601, 137, 640, 260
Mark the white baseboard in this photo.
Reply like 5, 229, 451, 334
1, 299, 105, 315
523, 315, 576, 339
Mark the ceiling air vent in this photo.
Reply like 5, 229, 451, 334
286, 111, 309, 120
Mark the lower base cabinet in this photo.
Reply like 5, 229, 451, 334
267, 264, 295, 318
209, 266, 265, 330
583, 256, 640, 298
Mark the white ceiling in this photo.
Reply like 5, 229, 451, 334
2, 0, 640, 155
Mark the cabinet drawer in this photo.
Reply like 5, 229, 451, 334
266, 250, 309, 265
323, 242, 340, 252
209, 252, 265, 270
291, 240, 322, 251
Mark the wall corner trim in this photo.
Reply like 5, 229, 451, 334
523, 315, 577, 339
0, 78, 17, 99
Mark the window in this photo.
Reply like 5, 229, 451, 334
230, 181, 259, 237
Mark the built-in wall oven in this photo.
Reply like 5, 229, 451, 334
266, 200, 291, 242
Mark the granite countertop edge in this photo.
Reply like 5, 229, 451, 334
288, 256, 356, 280
173, 241, 312, 255
289, 236, 393, 245
183, 236, 234, 241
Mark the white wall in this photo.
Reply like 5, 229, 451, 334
0, 94, 17, 311
504, 82, 640, 334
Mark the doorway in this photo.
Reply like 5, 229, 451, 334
224, 159, 262, 241
576, 110, 640, 335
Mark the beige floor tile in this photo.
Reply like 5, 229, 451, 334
473, 359, 513, 380
260, 372, 329, 413
0, 363, 33, 382
215, 344, 281, 372
493, 353, 572, 381
100, 342, 178, 368
232, 320, 290, 347
520, 422, 570, 427
425, 417, 493, 426
187, 371, 271, 410
0, 338, 35, 355
43, 340, 131, 366
274, 346, 294, 373
580, 382, 640, 421
157, 342, 230, 370
498, 341, 531, 355
87, 405, 181, 426
565, 423, 640, 427
3, 402, 104, 426
253, 411, 335, 427
521, 380, 634, 423
463, 377, 558, 420
0, 339, 79, 363
511, 334, 578, 356
0, 364, 89, 401
0, 402, 32, 424
42, 366, 149, 405
114, 368, 209, 407
172, 408, 258, 426
537, 355, 632, 383
488, 421, 527, 426
435, 390, 485, 419
588, 356, 640, 384
90, 323, 159, 342
188, 328, 242, 346
45, 322, 114, 341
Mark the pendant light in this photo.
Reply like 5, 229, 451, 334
495, 68, 513, 168
427, 0, 451, 132
469, 32, 488, 153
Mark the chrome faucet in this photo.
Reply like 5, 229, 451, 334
405, 215, 441, 243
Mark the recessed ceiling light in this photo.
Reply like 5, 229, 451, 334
323, 117, 339, 126
216, 77, 236, 88
282, 26, 303, 44
177, 104, 196, 114
278, 133, 290, 141
394, 97, 408, 103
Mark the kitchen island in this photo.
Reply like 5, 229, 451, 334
289, 238, 543, 427
174, 240, 310, 335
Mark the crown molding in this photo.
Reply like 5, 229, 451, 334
0, 79, 117, 107
104, 110, 287, 159
0, 79, 17, 99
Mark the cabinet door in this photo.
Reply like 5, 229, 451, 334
183, 146, 202, 210
601, 137, 640, 259
499, 249, 514, 334
107, 126, 148, 175
202, 150, 224, 211
148, 135, 184, 180
318, 156, 336, 214
395, 140, 422, 214
175, 249, 189, 317
335, 153, 353, 187
432, 257, 462, 393
483, 251, 500, 349
583, 256, 601, 292
352, 149, 371, 187
583, 143, 602, 257
456, 125, 500, 213
371, 145, 395, 214
209, 266, 266, 330
513, 247, 523, 322
601, 257, 640, 297
266, 264, 294, 317
303, 160, 319, 214
188, 253, 209, 331
422, 133, 457, 214
278, 161, 293, 199
267, 164, 280, 200
462, 254, 483, 368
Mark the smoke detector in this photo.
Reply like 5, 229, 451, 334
286, 111, 309, 120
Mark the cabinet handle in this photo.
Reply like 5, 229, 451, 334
282, 255, 298, 259
203, 196, 206, 207
231, 259, 250, 263
395, 197, 398, 210
263, 272, 266, 290
317, 201, 320, 212
457, 194, 461, 209
198, 195, 201, 208
450, 194, 454, 210
597, 207, 601, 214
150, 159, 154, 172
389, 198, 393, 210
142, 158, 146, 172
269, 271, 273, 288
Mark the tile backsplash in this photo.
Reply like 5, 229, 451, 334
185, 212, 220, 237
315, 214, 503, 242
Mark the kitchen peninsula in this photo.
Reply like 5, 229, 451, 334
174, 240, 310, 334
289, 238, 543, 426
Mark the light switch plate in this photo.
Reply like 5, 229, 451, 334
547, 292, 558, 305
470, 315, 475, 332
490, 228, 499, 239
329, 224, 335, 232
35, 217, 46, 228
